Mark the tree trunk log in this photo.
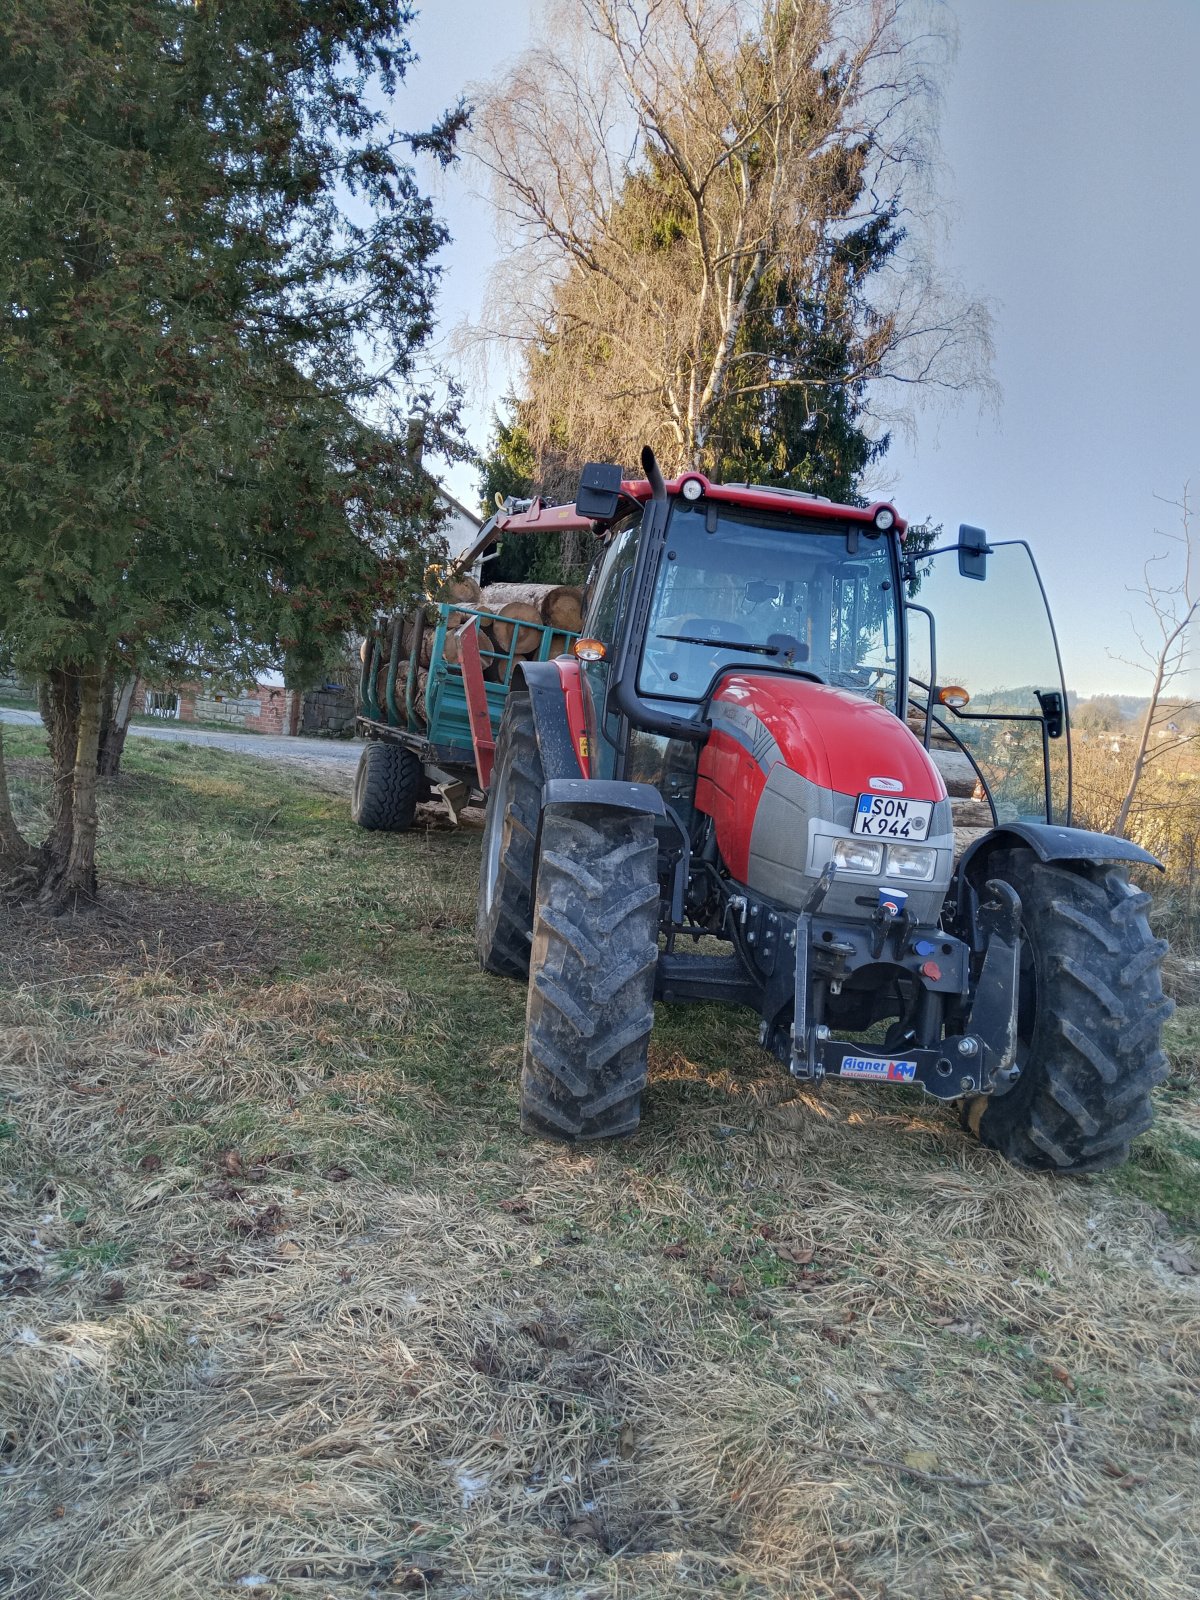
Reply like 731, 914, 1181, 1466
480, 582, 555, 611
541, 586, 584, 631
488, 602, 544, 655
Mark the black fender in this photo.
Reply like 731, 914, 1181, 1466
513, 659, 581, 781
541, 777, 666, 819
959, 822, 1162, 886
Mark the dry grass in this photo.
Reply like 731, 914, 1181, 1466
2, 729, 1199, 1600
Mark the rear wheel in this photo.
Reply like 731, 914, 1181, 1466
963, 850, 1172, 1173
476, 693, 544, 978
520, 806, 660, 1141
351, 740, 420, 832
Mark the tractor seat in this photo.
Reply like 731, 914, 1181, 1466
685, 617, 751, 643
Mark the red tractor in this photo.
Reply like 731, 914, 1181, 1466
475, 450, 1172, 1172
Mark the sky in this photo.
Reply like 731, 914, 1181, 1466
398, 0, 1199, 697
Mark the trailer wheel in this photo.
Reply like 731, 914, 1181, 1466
520, 806, 660, 1142
963, 851, 1172, 1173
476, 692, 543, 978
351, 740, 420, 832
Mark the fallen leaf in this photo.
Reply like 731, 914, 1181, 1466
178, 1271, 217, 1290
755, 1222, 777, 1240
221, 1150, 244, 1177
618, 1421, 636, 1459
1117, 1473, 1147, 1490
1157, 1244, 1198, 1277
228, 1203, 286, 1238
207, 1180, 243, 1202
67, 1081, 106, 1096
565, 1515, 603, 1545
166, 1251, 194, 1270
139, 1154, 162, 1173
777, 1244, 814, 1265
276, 1241, 301, 1259
904, 1449, 940, 1473
520, 1319, 569, 1351
1046, 1362, 1075, 1392
256, 1150, 300, 1170
324, 1165, 352, 1182
391, 1566, 441, 1591
498, 1196, 529, 1214
2, 1266, 41, 1295
819, 1326, 851, 1348
727, 1274, 749, 1299
1101, 1459, 1127, 1478
100, 1278, 125, 1303
661, 1242, 688, 1259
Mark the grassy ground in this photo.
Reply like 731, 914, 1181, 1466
1, 726, 1197, 1600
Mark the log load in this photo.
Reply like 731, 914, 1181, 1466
541, 586, 584, 631
927, 746, 982, 800
480, 582, 585, 632
487, 602, 545, 656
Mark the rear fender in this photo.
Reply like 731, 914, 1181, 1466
516, 659, 591, 780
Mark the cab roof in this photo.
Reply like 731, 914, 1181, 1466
496, 472, 906, 538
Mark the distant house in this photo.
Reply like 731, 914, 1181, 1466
140, 673, 299, 735
438, 487, 484, 563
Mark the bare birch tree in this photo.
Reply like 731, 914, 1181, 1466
1113, 483, 1198, 838
471, 0, 993, 479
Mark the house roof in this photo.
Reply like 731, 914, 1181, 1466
436, 486, 483, 529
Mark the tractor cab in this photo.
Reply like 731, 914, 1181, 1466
475, 449, 1169, 1176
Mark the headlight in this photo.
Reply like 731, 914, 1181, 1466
680, 476, 704, 501
832, 838, 885, 875
887, 844, 937, 881
873, 506, 896, 531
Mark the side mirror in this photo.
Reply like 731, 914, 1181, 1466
958, 524, 990, 581
576, 461, 623, 521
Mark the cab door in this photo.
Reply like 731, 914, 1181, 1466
906, 541, 1071, 824
577, 512, 642, 780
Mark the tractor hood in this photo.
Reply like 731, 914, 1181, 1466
695, 674, 954, 918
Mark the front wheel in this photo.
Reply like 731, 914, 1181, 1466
963, 851, 1172, 1173
350, 740, 420, 832
520, 805, 660, 1142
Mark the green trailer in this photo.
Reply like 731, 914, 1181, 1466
351, 499, 586, 829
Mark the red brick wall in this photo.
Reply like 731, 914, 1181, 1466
144, 683, 297, 734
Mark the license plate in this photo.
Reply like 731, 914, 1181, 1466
852, 794, 933, 839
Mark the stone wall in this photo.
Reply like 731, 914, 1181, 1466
298, 686, 356, 737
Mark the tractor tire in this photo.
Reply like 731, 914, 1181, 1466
351, 740, 420, 832
476, 693, 544, 979
963, 850, 1172, 1174
520, 806, 660, 1142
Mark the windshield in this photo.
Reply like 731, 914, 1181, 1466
907, 541, 1070, 823
638, 500, 900, 705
